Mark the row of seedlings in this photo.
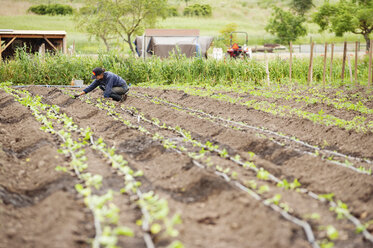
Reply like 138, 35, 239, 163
0, 83, 182, 248
130, 91, 373, 174
67, 90, 333, 248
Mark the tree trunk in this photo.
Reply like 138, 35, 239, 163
127, 34, 134, 53
364, 33, 370, 51
101, 36, 110, 52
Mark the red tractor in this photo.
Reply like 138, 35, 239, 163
227, 31, 252, 59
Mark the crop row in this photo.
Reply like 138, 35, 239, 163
139, 84, 373, 134
116, 97, 373, 246
146, 82, 373, 108
65, 90, 325, 248
201, 84, 373, 115
73, 90, 373, 248
130, 90, 372, 175
0, 83, 183, 248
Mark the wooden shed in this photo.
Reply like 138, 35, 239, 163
0, 29, 67, 59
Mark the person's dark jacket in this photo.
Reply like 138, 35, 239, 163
83, 71, 128, 98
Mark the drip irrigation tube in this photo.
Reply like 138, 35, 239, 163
132, 92, 373, 166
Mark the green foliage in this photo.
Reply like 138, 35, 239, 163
183, 4, 212, 17
290, 0, 314, 16
265, 7, 307, 45
28, 4, 74, 15
168, 6, 179, 17
312, 0, 373, 50
1, 49, 370, 87
76, 0, 168, 52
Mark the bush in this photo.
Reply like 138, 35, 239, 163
183, 4, 212, 17
167, 6, 179, 17
28, 4, 74, 16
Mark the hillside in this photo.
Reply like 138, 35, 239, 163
0, 0, 363, 53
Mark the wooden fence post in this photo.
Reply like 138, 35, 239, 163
330, 43, 334, 80
369, 40, 373, 87
323, 42, 327, 87
355, 41, 358, 85
265, 52, 270, 86
308, 42, 314, 85
347, 53, 353, 84
341, 41, 347, 82
289, 41, 293, 83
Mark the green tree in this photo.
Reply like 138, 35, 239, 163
75, 6, 115, 51
76, 0, 168, 53
290, 0, 314, 16
313, 0, 373, 50
265, 7, 307, 45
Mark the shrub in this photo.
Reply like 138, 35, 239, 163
183, 4, 212, 17
168, 6, 179, 17
28, 4, 74, 16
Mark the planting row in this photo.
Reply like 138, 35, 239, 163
65, 87, 373, 248
0, 83, 182, 248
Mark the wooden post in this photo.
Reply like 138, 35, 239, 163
39, 43, 45, 57
341, 41, 347, 82
308, 42, 314, 85
355, 41, 358, 85
330, 43, 334, 79
369, 40, 373, 87
0, 35, 2, 61
62, 36, 67, 54
347, 53, 353, 84
323, 42, 327, 87
289, 41, 293, 83
265, 52, 270, 86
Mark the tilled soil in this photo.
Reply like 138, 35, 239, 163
1, 85, 373, 248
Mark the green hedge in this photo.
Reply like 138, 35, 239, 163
0, 49, 370, 86
28, 4, 74, 16
183, 4, 212, 17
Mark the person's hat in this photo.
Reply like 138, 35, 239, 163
91, 67, 105, 79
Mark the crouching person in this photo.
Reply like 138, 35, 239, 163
74, 67, 129, 102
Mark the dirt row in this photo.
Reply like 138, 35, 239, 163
64, 85, 373, 247
23, 86, 317, 248
0, 90, 93, 248
2, 85, 373, 247
134, 86, 373, 160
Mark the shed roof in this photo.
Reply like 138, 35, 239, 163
145, 29, 199, 37
0, 30, 66, 35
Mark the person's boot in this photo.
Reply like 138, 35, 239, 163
120, 94, 127, 102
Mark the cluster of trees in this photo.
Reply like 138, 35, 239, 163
266, 0, 373, 50
75, 0, 168, 53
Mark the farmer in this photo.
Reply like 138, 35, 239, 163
74, 67, 129, 102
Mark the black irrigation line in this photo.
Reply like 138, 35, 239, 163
8, 86, 156, 248
131, 91, 373, 171
119, 99, 373, 245
71, 92, 321, 248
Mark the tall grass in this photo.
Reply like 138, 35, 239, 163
0, 50, 370, 87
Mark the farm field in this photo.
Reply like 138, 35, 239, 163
1, 82, 373, 248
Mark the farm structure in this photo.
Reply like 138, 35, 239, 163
1, 81, 373, 248
135, 29, 213, 58
0, 30, 67, 59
